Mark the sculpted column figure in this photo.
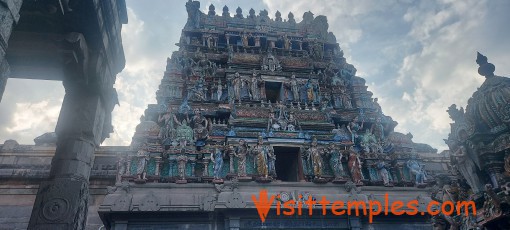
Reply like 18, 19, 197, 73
212, 147, 224, 183
451, 142, 484, 194
290, 74, 300, 102
306, 137, 324, 181
406, 158, 427, 187
328, 143, 347, 183
235, 139, 250, 180
252, 136, 269, 179
176, 149, 188, 184
347, 116, 364, 144
375, 157, 392, 187
232, 72, 242, 101
249, 70, 260, 100
348, 150, 364, 186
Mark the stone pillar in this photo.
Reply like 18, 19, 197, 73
154, 156, 162, 176
0, 0, 23, 102
28, 87, 107, 229
229, 152, 235, 173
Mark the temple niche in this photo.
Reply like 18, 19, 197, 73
99, 1, 445, 229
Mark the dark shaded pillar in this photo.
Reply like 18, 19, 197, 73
28, 86, 106, 229
0, 0, 22, 102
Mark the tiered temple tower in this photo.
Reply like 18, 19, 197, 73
99, 1, 444, 229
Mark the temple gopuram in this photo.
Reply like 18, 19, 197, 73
431, 53, 510, 229
97, 1, 443, 229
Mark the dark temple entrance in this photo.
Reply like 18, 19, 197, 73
265, 81, 282, 103
274, 146, 300, 182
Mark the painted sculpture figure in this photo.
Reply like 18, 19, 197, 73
347, 116, 364, 144
328, 143, 347, 181
252, 136, 269, 178
191, 108, 209, 142
406, 158, 426, 185
306, 137, 323, 179
212, 147, 224, 181
348, 150, 363, 185
235, 139, 249, 177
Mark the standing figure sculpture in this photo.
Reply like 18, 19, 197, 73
235, 139, 249, 178
267, 146, 276, 177
191, 109, 209, 142
136, 144, 149, 181
158, 106, 177, 142
406, 158, 427, 186
370, 117, 385, 143
348, 150, 363, 185
376, 157, 392, 187
347, 116, 364, 144
216, 80, 223, 101
252, 136, 269, 178
450, 143, 484, 194
305, 78, 314, 103
212, 147, 224, 182
306, 137, 323, 180
249, 71, 260, 100
340, 88, 352, 109
176, 149, 188, 183
328, 144, 347, 182
290, 74, 300, 102
232, 72, 242, 101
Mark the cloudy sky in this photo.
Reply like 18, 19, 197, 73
1, 0, 509, 151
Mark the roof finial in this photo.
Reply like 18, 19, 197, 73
235, 7, 243, 18
476, 52, 495, 78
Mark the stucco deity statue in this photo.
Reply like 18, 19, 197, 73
116, 154, 129, 183
267, 112, 280, 132
216, 80, 223, 101
290, 74, 300, 101
406, 158, 426, 185
340, 88, 352, 109
212, 147, 224, 180
258, 76, 266, 100
136, 144, 149, 180
235, 139, 249, 177
306, 137, 323, 179
232, 72, 242, 101
348, 151, 363, 185
191, 109, 208, 141
370, 117, 385, 142
175, 116, 193, 146
347, 116, 364, 144
286, 112, 301, 132
242, 32, 249, 47
177, 149, 188, 182
283, 34, 291, 50
249, 70, 260, 100
327, 144, 347, 180
376, 158, 392, 186
267, 145, 276, 177
251, 136, 270, 178
305, 78, 314, 103
450, 142, 484, 194
373, 98, 382, 114
158, 106, 178, 141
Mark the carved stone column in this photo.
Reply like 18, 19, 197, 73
229, 152, 235, 173
154, 156, 162, 176
0, 0, 22, 102
28, 87, 108, 229
203, 160, 210, 177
